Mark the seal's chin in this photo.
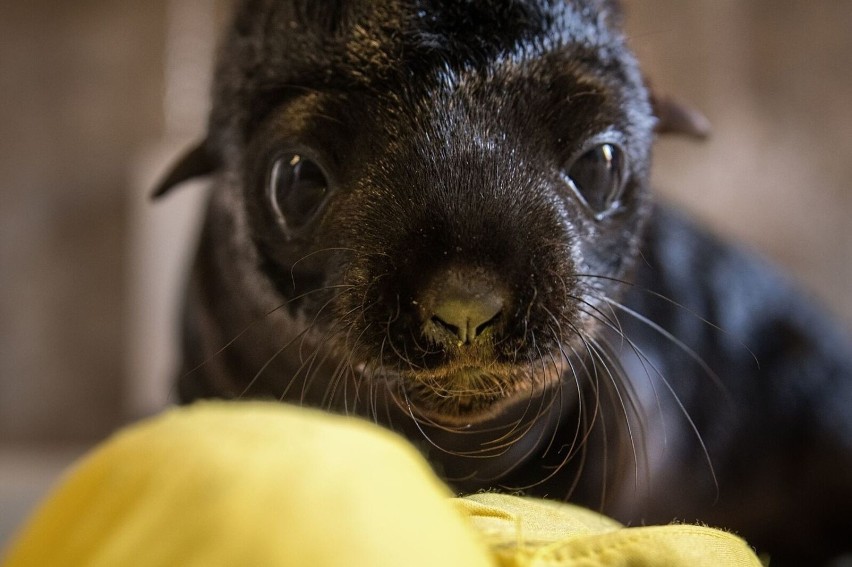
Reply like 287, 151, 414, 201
387, 360, 568, 427
403, 390, 527, 427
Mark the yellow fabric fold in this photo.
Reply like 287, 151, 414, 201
455, 493, 764, 567
2, 402, 763, 567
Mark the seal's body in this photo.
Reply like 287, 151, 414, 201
157, 2, 852, 564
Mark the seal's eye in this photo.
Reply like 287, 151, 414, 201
563, 143, 627, 218
267, 154, 329, 232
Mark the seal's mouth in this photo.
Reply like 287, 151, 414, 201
356, 356, 568, 426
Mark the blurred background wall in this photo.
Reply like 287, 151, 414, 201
1, 0, 850, 545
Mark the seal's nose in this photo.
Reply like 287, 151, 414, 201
431, 290, 503, 344
420, 268, 506, 346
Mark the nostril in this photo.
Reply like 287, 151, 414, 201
431, 315, 460, 337
475, 310, 502, 337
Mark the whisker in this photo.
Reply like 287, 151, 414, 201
573, 300, 670, 453
585, 333, 643, 497
179, 283, 353, 387
238, 325, 312, 400
577, 303, 720, 502
600, 296, 729, 398
575, 273, 759, 368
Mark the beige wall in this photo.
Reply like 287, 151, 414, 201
1, 1, 850, 447
628, 2, 852, 318
0, 1, 167, 443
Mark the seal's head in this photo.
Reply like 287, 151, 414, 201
160, 0, 656, 428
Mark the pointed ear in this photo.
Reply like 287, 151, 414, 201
151, 140, 220, 199
650, 90, 712, 140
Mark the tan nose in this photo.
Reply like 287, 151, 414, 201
421, 268, 506, 346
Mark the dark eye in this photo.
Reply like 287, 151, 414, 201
267, 154, 330, 233
563, 143, 627, 218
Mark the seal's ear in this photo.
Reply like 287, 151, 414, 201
151, 140, 220, 199
650, 90, 712, 140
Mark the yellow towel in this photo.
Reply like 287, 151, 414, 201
455, 494, 764, 566
2, 402, 763, 567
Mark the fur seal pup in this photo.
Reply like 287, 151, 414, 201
155, 1, 852, 564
